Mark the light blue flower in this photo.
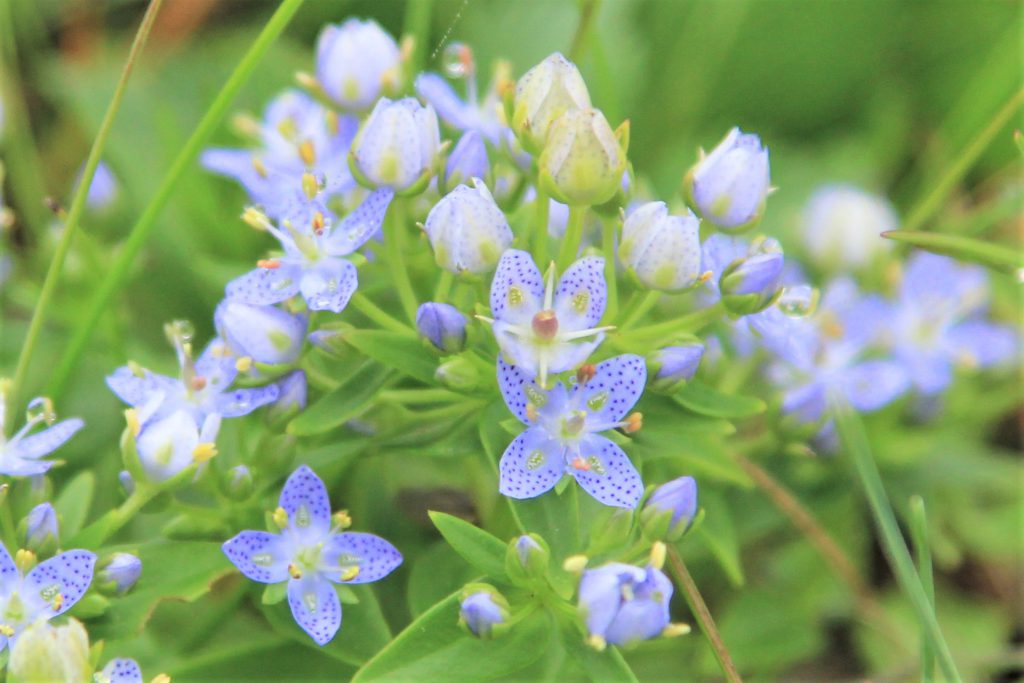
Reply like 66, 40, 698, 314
415, 68, 506, 144
0, 542, 96, 652
96, 658, 144, 683
75, 160, 118, 210
641, 476, 698, 540
802, 184, 897, 270
223, 465, 402, 645
619, 202, 702, 291
224, 185, 393, 314
650, 343, 704, 392
578, 562, 673, 647
133, 409, 222, 483
424, 179, 513, 274
887, 252, 1016, 395
416, 302, 468, 353
215, 300, 307, 366
487, 249, 612, 387
459, 589, 508, 639
98, 553, 142, 595
496, 355, 646, 508
349, 97, 441, 192
316, 19, 400, 111
688, 127, 770, 230
24, 503, 58, 553
0, 396, 83, 478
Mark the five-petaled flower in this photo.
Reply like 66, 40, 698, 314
222, 465, 402, 645
0, 394, 83, 478
485, 249, 611, 388
0, 542, 96, 652
497, 355, 646, 508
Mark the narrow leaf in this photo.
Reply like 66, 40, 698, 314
674, 380, 767, 419
428, 511, 509, 582
882, 230, 1022, 274
288, 363, 390, 436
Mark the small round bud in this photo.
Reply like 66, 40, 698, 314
719, 237, 785, 316
267, 371, 308, 423
802, 184, 897, 271
685, 127, 770, 231
641, 476, 699, 541
619, 201, 702, 291
443, 130, 489, 194
315, 19, 400, 110
459, 585, 509, 639
98, 552, 143, 595
531, 309, 559, 340
512, 52, 591, 152
424, 179, 513, 274
539, 108, 627, 207
223, 465, 254, 501
435, 357, 480, 391
505, 533, 550, 585
416, 303, 468, 353
649, 342, 705, 393
350, 97, 440, 192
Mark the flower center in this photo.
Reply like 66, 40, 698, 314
531, 310, 559, 340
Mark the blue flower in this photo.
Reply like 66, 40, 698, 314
215, 300, 307, 366
224, 185, 395, 314
24, 504, 58, 553
718, 238, 784, 315
349, 97, 441, 192
98, 553, 142, 595
486, 249, 612, 387
443, 130, 489, 192
96, 658, 145, 683
416, 302, 468, 353
619, 202, 702, 291
459, 587, 509, 639
0, 396, 83, 477
316, 19, 400, 111
423, 179, 513, 274
74, 160, 118, 210
650, 343, 704, 392
496, 355, 646, 508
887, 252, 1016, 395
223, 465, 402, 645
133, 409, 222, 483
802, 184, 897, 270
641, 476, 698, 540
578, 563, 673, 647
415, 66, 506, 144
0, 542, 96, 652
687, 127, 770, 230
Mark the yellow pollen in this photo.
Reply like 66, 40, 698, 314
125, 408, 141, 438
128, 360, 146, 377
192, 442, 218, 463
312, 211, 326, 235
151, 675, 172, 683
663, 622, 692, 638
235, 356, 254, 373
52, 592, 64, 611
623, 412, 643, 434
15, 549, 36, 572
252, 157, 269, 178
0, 624, 13, 637
332, 510, 352, 530
301, 171, 319, 199
650, 541, 667, 570
698, 270, 714, 284
273, 507, 289, 529
288, 564, 303, 580
257, 258, 281, 269
340, 566, 360, 582
562, 554, 588, 573
298, 140, 316, 166
525, 403, 539, 422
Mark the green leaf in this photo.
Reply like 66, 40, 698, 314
561, 624, 639, 683
429, 511, 509, 582
673, 380, 767, 419
692, 491, 745, 587
344, 329, 438, 384
408, 540, 478, 617
53, 470, 95, 538
262, 582, 287, 605
882, 230, 1022, 274
512, 484, 581, 562
352, 593, 550, 683
287, 363, 390, 436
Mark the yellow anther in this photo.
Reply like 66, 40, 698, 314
128, 360, 146, 377
586, 634, 607, 651
288, 563, 303, 579
298, 140, 316, 166
151, 674, 172, 683
623, 412, 643, 434
15, 549, 36, 573
332, 510, 352, 530
650, 541, 667, 570
340, 566, 360, 582
662, 622, 691, 638
301, 171, 319, 199
242, 207, 271, 231
525, 403, 539, 422
235, 356, 254, 373
570, 456, 591, 472
697, 270, 713, 284
192, 442, 218, 463
0, 624, 13, 637
257, 258, 281, 270
311, 211, 326, 235
562, 554, 588, 574
124, 408, 141, 438
326, 111, 340, 136
52, 592, 64, 612
273, 507, 289, 530
252, 157, 269, 178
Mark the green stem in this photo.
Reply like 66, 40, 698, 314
532, 188, 550, 265
0, 484, 17, 548
833, 402, 961, 683
618, 301, 724, 345
403, 0, 433, 76
568, 0, 601, 62
434, 270, 454, 303
350, 292, 415, 336
45, 0, 307, 400
601, 216, 618, 321
378, 388, 464, 405
909, 496, 936, 683
902, 87, 1024, 235
70, 484, 161, 548
619, 290, 660, 330
667, 547, 743, 683
384, 198, 420, 323
7, 0, 165, 432
557, 205, 586, 271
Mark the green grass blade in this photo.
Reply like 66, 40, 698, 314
833, 401, 961, 683
881, 230, 1022, 274
46, 0, 306, 399
909, 496, 936, 683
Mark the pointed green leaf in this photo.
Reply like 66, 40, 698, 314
429, 511, 509, 582
53, 470, 95, 538
287, 363, 390, 436
674, 380, 767, 419
344, 329, 439, 384
692, 491, 745, 587
882, 230, 1022, 274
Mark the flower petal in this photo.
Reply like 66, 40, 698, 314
287, 575, 341, 646
578, 563, 645, 637
222, 530, 290, 584
572, 436, 642, 508
25, 549, 96, 617
105, 367, 175, 407
324, 532, 402, 584
0, 543, 17, 582
194, 339, 238, 390
554, 256, 607, 330
214, 385, 280, 418
545, 334, 605, 376
324, 188, 394, 256
278, 465, 332, 535
225, 263, 302, 305
299, 258, 358, 313
9, 418, 84, 460
572, 354, 646, 426
836, 360, 909, 412
136, 410, 199, 482
490, 249, 544, 325
496, 357, 542, 424
99, 658, 144, 683
498, 428, 564, 500
945, 320, 1017, 369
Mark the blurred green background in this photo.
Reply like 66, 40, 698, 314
1, 0, 1020, 680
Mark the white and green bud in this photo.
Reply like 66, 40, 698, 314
619, 201, 702, 291
7, 619, 92, 683
423, 180, 513, 274
539, 108, 628, 207
512, 52, 591, 153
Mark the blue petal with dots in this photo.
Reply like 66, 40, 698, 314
554, 256, 607, 330
498, 428, 564, 500
222, 531, 289, 584
8, 418, 85, 461
497, 357, 542, 424
24, 549, 97, 617
324, 532, 402, 584
571, 354, 646, 425
490, 249, 544, 325
278, 465, 332, 535
287, 575, 342, 646
225, 262, 302, 305
99, 658, 144, 683
214, 384, 280, 418
572, 436, 643, 508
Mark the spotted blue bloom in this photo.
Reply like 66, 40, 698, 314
487, 249, 611, 387
578, 562, 673, 647
0, 542, 96, 651
96, 658, 144, 683
887, 252, 1016, 396
222, 466, 402, 645
224, 186, 394, 313
201, 90, 359, 221
497, 355, 646, 508
0, 395, 83, 478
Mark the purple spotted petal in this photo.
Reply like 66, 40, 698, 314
554, 256, 607, 330
287, 575, 341, 645
9, 418, 84, 460
214, 385, 280, 418
572, 436, 642, 508
836, 360, 909, 412
324, 532, 402, 584
194, 340, 238, 390
25, 549, 96, 617
498, 427, 564, 500
490, 249, 544, 325
0, 543, 16, 582
324, 188, 395, 256
299, 258, 358, 313
99, 659, 144, 683
497, 357, 542, 424
105, 367, 175, 407
222, 530, 289, 584
278, 465, 332, 535
225, 263, 302, 305
571, 354, 645, 426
